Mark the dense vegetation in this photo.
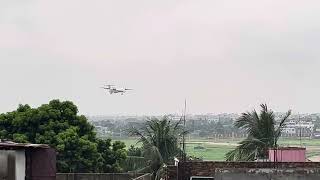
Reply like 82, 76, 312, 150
226, 104, 291, 161
129, 117, 186, 180
3, 99, 316, 176
0, 99, 126, 173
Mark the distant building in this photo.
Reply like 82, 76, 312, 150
282, 127, 296, 134
282, 120, 314, 137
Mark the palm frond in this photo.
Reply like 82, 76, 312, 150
128, 116, 185, 179
227, 104, 290, 161
234, 111, 259, 135
275, 110, 292, 144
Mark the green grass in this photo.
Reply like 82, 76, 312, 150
278, 138, 320, 146
306, 151, 320, 158
114, 138, 235, 160
186, 143, 235, 161
112, 137, 320, 160
112, 138, 141, 149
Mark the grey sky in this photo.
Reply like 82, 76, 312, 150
1, 0, 320, 115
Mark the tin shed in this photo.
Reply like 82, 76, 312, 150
269, 147, 306, 162
0, 141, 56, 180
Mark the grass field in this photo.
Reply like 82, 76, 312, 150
185, 143, 235, 161
112, 137, 320, 161
278, 138, 320, 146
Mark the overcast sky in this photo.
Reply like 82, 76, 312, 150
1, 0, 320, 115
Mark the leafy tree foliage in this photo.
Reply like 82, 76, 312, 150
56, 127, 102, 172
97, 139, 127, 172
127, 145, 143, 157
226, 104, 291, 161
314, 116, 320, 132
119, 145, 145, 172
129, 116, 186, 180
0, 100, 126, 173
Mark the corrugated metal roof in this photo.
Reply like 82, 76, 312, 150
0, 141, 50, 150
269, 147, 306, 150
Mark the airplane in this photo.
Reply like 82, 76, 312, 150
101, 84, 133, 95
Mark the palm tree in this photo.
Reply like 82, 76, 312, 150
226, 104, 291, 161
129, 116, 186, 180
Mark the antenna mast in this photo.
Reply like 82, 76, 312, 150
299, 114, 302, 147
182, 99, 187, 161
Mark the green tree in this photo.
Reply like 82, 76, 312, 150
215, 121, 225, 135
129, 117, 186, 180
97, 139, 127, 173
56, 127, 102, 172
314, 116, 320, 132
0, 99, 126, 173
121, 145, 144, 172
127, 145, 143, 157
226, 104, 291, 161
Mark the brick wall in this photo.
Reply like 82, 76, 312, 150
167, 161, 320, 180
132, 173, 152, 180
166, 165, 177, 180
215, 168, 320, 180
56, 173, 144, 180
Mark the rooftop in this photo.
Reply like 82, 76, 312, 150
269, 147, 306, 150
0, 141, 50, 150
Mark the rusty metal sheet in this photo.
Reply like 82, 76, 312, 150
26, 148, 56, 180
0, 142, 49, 150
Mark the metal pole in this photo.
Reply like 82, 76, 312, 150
299, 114, 302, 147
182, 99, 187, 161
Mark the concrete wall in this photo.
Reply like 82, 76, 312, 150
0, 150, 26, 180
0, 150, 9, 179
166, 165, 177, 180
215, 168, 320, 180
14, 150, 26, 180
170, 161, 320, 180
132, 173, 151, 180
56, 173, 144, 180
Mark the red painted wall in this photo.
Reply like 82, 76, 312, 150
269, 148, 306, 162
